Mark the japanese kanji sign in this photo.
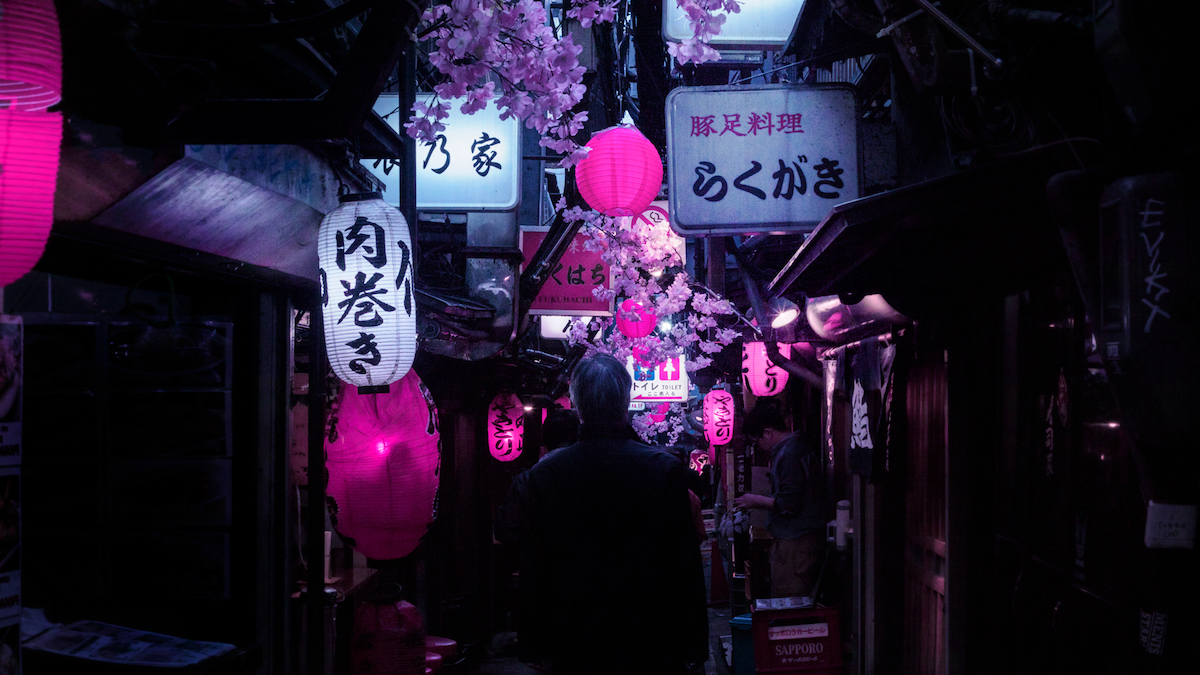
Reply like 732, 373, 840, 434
626, 354, 690, 403
363, 93, 521, 211
521, 228, 612, 316
665, 84, 859, 236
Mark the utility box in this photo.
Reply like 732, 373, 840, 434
752, 606, 842, 673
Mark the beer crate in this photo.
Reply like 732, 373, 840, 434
751, 606, 841, 673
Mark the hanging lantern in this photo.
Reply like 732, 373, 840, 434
0, 0, 64, 287
742, 341, 792, 397
318, 192, 416, 391
615, 298, 656, 338
575, 125, 662, 217
326, 370, 440, 560
649, 401, 671, 423
689, 449, 709, 473
703, 389, 735, 446
488, 392, 524, 462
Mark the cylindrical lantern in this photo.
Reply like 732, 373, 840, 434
742, 342, 792, 397
615, 298, 656, 338
0, 0, 63, 112
318, 192, 416, 390
488, 392, 524, 462
703, 389, 735, 446
0, 0, 63, 286
689, 448, 709, 473
575, 125, 662, 217
326, 370, 440, 560
0, 108, 61, 286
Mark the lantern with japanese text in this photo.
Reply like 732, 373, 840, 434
326, 370, 440, 560
616, 299, 656, 338
689, 449, 709, 473
703, 389, 735, 446
318, 192, 416, 391
742, 342, 792, 397
576, 125, 662, 217
488, 392, 524, 462
0, 0, 64, 287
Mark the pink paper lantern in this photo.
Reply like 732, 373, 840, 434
0, 108, 62, 286
742, 342, 792, 397
326, 370, 441, 560
689, 449, 709, 473
0, 0, 63, 112
615, 299, 656, 338
649, 402, 670, 423
576, 125, 662, 217
703, 389, 735, 446
488, 392, 524, 462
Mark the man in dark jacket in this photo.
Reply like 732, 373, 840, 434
519, 353, 709, 674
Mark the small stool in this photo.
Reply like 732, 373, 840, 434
425, 650, 443, 673
425, 635, 457, 658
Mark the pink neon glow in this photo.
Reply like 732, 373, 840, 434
0, 108, 62, 286
0, 0, 63, 112
325, 370, 440, 560
703, 389, 735, 446
576, 125, 662, 217
615, 298, 656, 338
742, 341, 792, 397
488, 392, 524, 462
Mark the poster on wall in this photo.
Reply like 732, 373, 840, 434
0, 316, 19, 467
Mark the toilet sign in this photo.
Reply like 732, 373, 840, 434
627, 354, 689, 402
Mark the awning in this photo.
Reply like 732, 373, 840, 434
767, 146, 1075, 317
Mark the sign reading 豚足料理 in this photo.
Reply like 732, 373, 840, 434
522, 228, 612, 316
666, 84, 859, 236
363, 93, 521, 211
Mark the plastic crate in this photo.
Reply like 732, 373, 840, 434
751, 606, 842, 673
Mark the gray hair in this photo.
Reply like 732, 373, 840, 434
569, 353, 631, 426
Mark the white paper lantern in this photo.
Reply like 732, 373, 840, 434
318, 192, 416, 389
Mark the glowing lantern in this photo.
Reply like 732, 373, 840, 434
488, 392, 524, 462
689, 449, 709, 473
616, 298, 656, 338
326, 370, 441, 560
0, 0, 64, 287
317, 192, 416, 391
649, 402, 671, 423
703, 389, 735, 446
742, 341, 792, 397
575, 125, 663, 217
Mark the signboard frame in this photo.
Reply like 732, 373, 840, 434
665, 83, 861, 237
662, 0, 807, 51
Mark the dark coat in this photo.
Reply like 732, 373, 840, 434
518, 423, 709, 674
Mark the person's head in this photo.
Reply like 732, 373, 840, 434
569, 353, 631, 426
541, 408, 580, 454
742, 404, 790, 449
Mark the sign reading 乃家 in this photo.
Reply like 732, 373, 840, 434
666, 84, 859, 236
364, 93, 521, 211
522, 228, 612, 316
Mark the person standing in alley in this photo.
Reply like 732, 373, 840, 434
519, 353, 708, 675
732, 404, 826, 599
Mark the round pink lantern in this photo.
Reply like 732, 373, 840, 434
742, 342, 792, 397
575, 125, 663, 217
0, 0, 63, 112
615, 299, 656, 338
326, 370, 441, 560
649, 402, 671, 423
703, 389, 735, 446
488, 392, 524, 462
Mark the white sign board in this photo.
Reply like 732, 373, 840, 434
627, 354, 690, 403
663, 0, 806, 50
666, 84, 859, 236
362, 93, 521, 211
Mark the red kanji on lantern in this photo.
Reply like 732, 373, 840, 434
575, 125, 662, 217
703, 389, 735, 446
